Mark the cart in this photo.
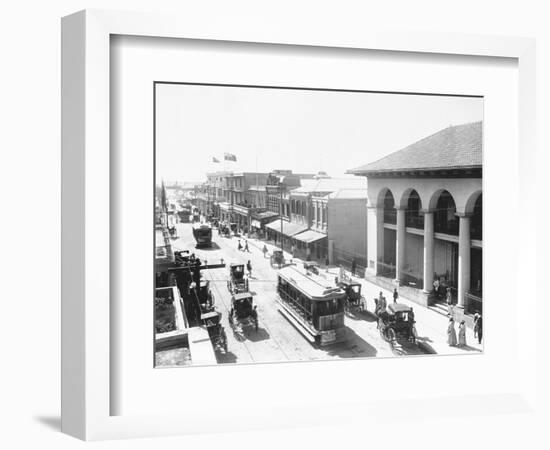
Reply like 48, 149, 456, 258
270, 250, 286, 268
228, 293, 258, 333
227, 263, 249, 294
377, 303, 417, 348
201, 310, 228, 353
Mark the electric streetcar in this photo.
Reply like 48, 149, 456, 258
276, 266, 347, 346
192, 223, 213, 247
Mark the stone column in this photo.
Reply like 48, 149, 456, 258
395, 207, 406, 284
422, 211, 434, 292
328, 239, 335, 265
366, 205, 384, 275
457, 214, 471, 308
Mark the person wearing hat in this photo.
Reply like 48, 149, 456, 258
473, 313, 483, 344
447, 317, 457, 347
458, 320, 467, 347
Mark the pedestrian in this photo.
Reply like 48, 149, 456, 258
351, 258, 357, 276
446, 287, 453, 316
244, 240, 250, 252
246, 260, 252, 278
262, 244, 268, 258
473, 313, 483, 344
376, 293, 387, 316
393, 287, 399, 303
458, 320, 467, 347
251, 305, 258, 332
325, 256, 329, 267
447, 317, 457, 346
237, 239, 242, 251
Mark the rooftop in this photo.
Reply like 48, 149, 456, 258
328, 188, 369, 200
278, 266, 345, 300
348, 121, 482, 175
292, 177, 367, 195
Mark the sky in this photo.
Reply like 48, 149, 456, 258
155, 83, 483, 184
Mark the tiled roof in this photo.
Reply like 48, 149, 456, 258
348, 121, 482, 174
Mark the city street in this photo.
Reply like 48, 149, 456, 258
172, 222, 427, 364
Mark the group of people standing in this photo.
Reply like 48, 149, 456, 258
447, 312, 483, 347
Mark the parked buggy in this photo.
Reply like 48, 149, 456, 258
377, 303, 417, 348
339, 279, 366, 313
228, 293, 258, 332
201, 310, 228, 353
270, 250, 286, 268
227, 263, 249, 294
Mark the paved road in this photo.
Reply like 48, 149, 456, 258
172, 222, 426, 364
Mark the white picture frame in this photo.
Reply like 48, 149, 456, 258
61, 9, 537, 441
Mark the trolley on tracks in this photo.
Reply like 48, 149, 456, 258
192, 223, 213, 247
276, 266, 347, 346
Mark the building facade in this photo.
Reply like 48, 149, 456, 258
266, 176, 368, 266
349, 121, 483, 314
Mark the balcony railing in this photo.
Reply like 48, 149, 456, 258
383, 209, 396, 224
405, 214, 424, 229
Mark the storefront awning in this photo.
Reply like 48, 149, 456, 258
265, 219, 307, 237
293, 229, 327, 244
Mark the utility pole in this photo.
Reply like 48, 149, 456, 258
279, 181, 284, 252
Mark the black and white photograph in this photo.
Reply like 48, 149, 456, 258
154, 82, 483, 367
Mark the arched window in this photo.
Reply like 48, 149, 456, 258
405, 190, 423, 229
382, 190, 396, 224
434, 190, 458, 235
470, 193, 482, 240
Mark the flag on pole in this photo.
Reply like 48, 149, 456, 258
224, 152, 237, 162
212, 156, 220, 163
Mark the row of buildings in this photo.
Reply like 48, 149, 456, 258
194, 121, 483, 317
194, 170, 369, 269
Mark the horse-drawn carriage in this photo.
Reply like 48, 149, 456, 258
195, 280, 228, 353
270, 250, 287, 268
377, 303, 417, 348
227, 263, 249, 294
201, 310, 228, 353
339, 279, 366, 312
228, 292, 258, 332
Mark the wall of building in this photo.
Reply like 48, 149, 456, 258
366, 176, 482, 215
404, 232, 423, 284
327, 198, 368, 267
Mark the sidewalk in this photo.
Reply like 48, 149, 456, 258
326, 267, 483, 355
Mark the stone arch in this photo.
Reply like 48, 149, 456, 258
430, 189, 459, 235
464, 190, 482, 216
469, 192, 482, 241
376, 187, 394, 207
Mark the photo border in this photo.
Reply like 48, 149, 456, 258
61, 9, 537, 440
